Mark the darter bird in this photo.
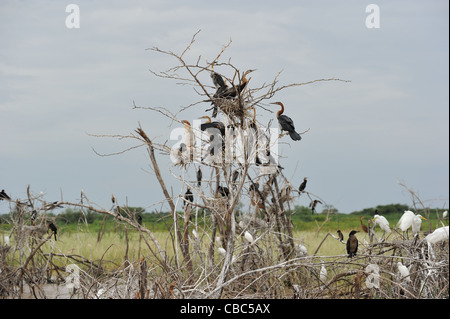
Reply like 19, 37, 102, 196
346, 230, 359, 258
270, 102, 302, 141
210, 62, 227, 89
337, 230, 344, 242
0, 189, 11, 201
197, 166, 202, 187
218, 185, 230, 198
360, 216, 369, 233
210, 69, 255, 117
48, 222, 58, 241
183, 187, 194, 209
309, 199, 322, 214
298, 177, 307, 193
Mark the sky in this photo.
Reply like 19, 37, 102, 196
0, 0, 448, 215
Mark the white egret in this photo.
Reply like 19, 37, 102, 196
397, 210, 416, 231
372, 214, 391, 239
192, 229, 198, 239
244, 231, 254, 244
443, 210, 448, 218
397, 262, 411, 283
397, 210, 426, 238
217, 247, 226, 256
295, 243, 308, 257
319, 261, 327, 282
411, 214, 426, 236
4, 236, 10, 245
425, 226, 449, 244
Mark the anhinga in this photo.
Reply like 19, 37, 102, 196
0, 189, 11, 201
199, 116, 226, 161
183, 187, 194, 209
309, 199, 322, 214
217, 185, 230, 198
298, 177, 307, 193
196, 166, 202, 187
270, 102, 302, 141
210, 69, 255, 117
210, 63, 227, 90
337, 230, 344, 242
199, 116, 226, 136
346, 230, 359, 258
181, 120, 195, 161
48, 222, 58, 241
360, 216, 369, 233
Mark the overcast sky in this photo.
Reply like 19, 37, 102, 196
1, 0, 448, 215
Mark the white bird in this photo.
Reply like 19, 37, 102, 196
4, 236, 10, 245
443, 210, 448, 218
244, 231, 254, 244
192, 229, 198, 239
217, 247, 226, 256
425, 226, 449, 244
397, 210, 416, 231
411, 214, 426, 236
372, 214, 391, 239
295, 243, 308, 257
320, 262, 327, 282
397, 262, 411, 283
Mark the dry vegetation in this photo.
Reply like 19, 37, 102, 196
0, 32, 448, 299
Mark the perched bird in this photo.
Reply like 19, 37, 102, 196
196, 167, 202, 187
0, 189, 11, 201
411, 214, 426, 237
337, 230, 344, 242
210, 69, 254, 117
232, 169, 240, 185
218, 185, 230, 198
244, 231, 254, 244
298, 177, 307, 193
30, 210, 37, 224
210, 63, 227, 89
217, 247, 226, 256
443, 211, 448, 219
320, 262, 328, 283
48, 222, 57, 241
372, 214, 391, 239
270, 102, 302, 141
397, 210, 426, 238
397, 262, 412, 283
199, 116, 226, 136
183, 188, 194, 209
425, 226, 449, 244
309, 199, 322, 214
137, 214, 143, 226
346, 230, 359, 258
360, 216, 369, 233
397, 210, 416, 232
250, 189, 264, 209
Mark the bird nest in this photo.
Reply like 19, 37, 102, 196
213, 97, 249, 120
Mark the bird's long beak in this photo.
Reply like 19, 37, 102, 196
421, 216, 427, 220
371, 217, 376, 221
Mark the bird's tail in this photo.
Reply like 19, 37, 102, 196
289, 130, 302, 141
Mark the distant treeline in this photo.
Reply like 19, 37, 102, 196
1, 203, 447, 233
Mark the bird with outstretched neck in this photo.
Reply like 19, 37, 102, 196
270, 102, 302, 141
